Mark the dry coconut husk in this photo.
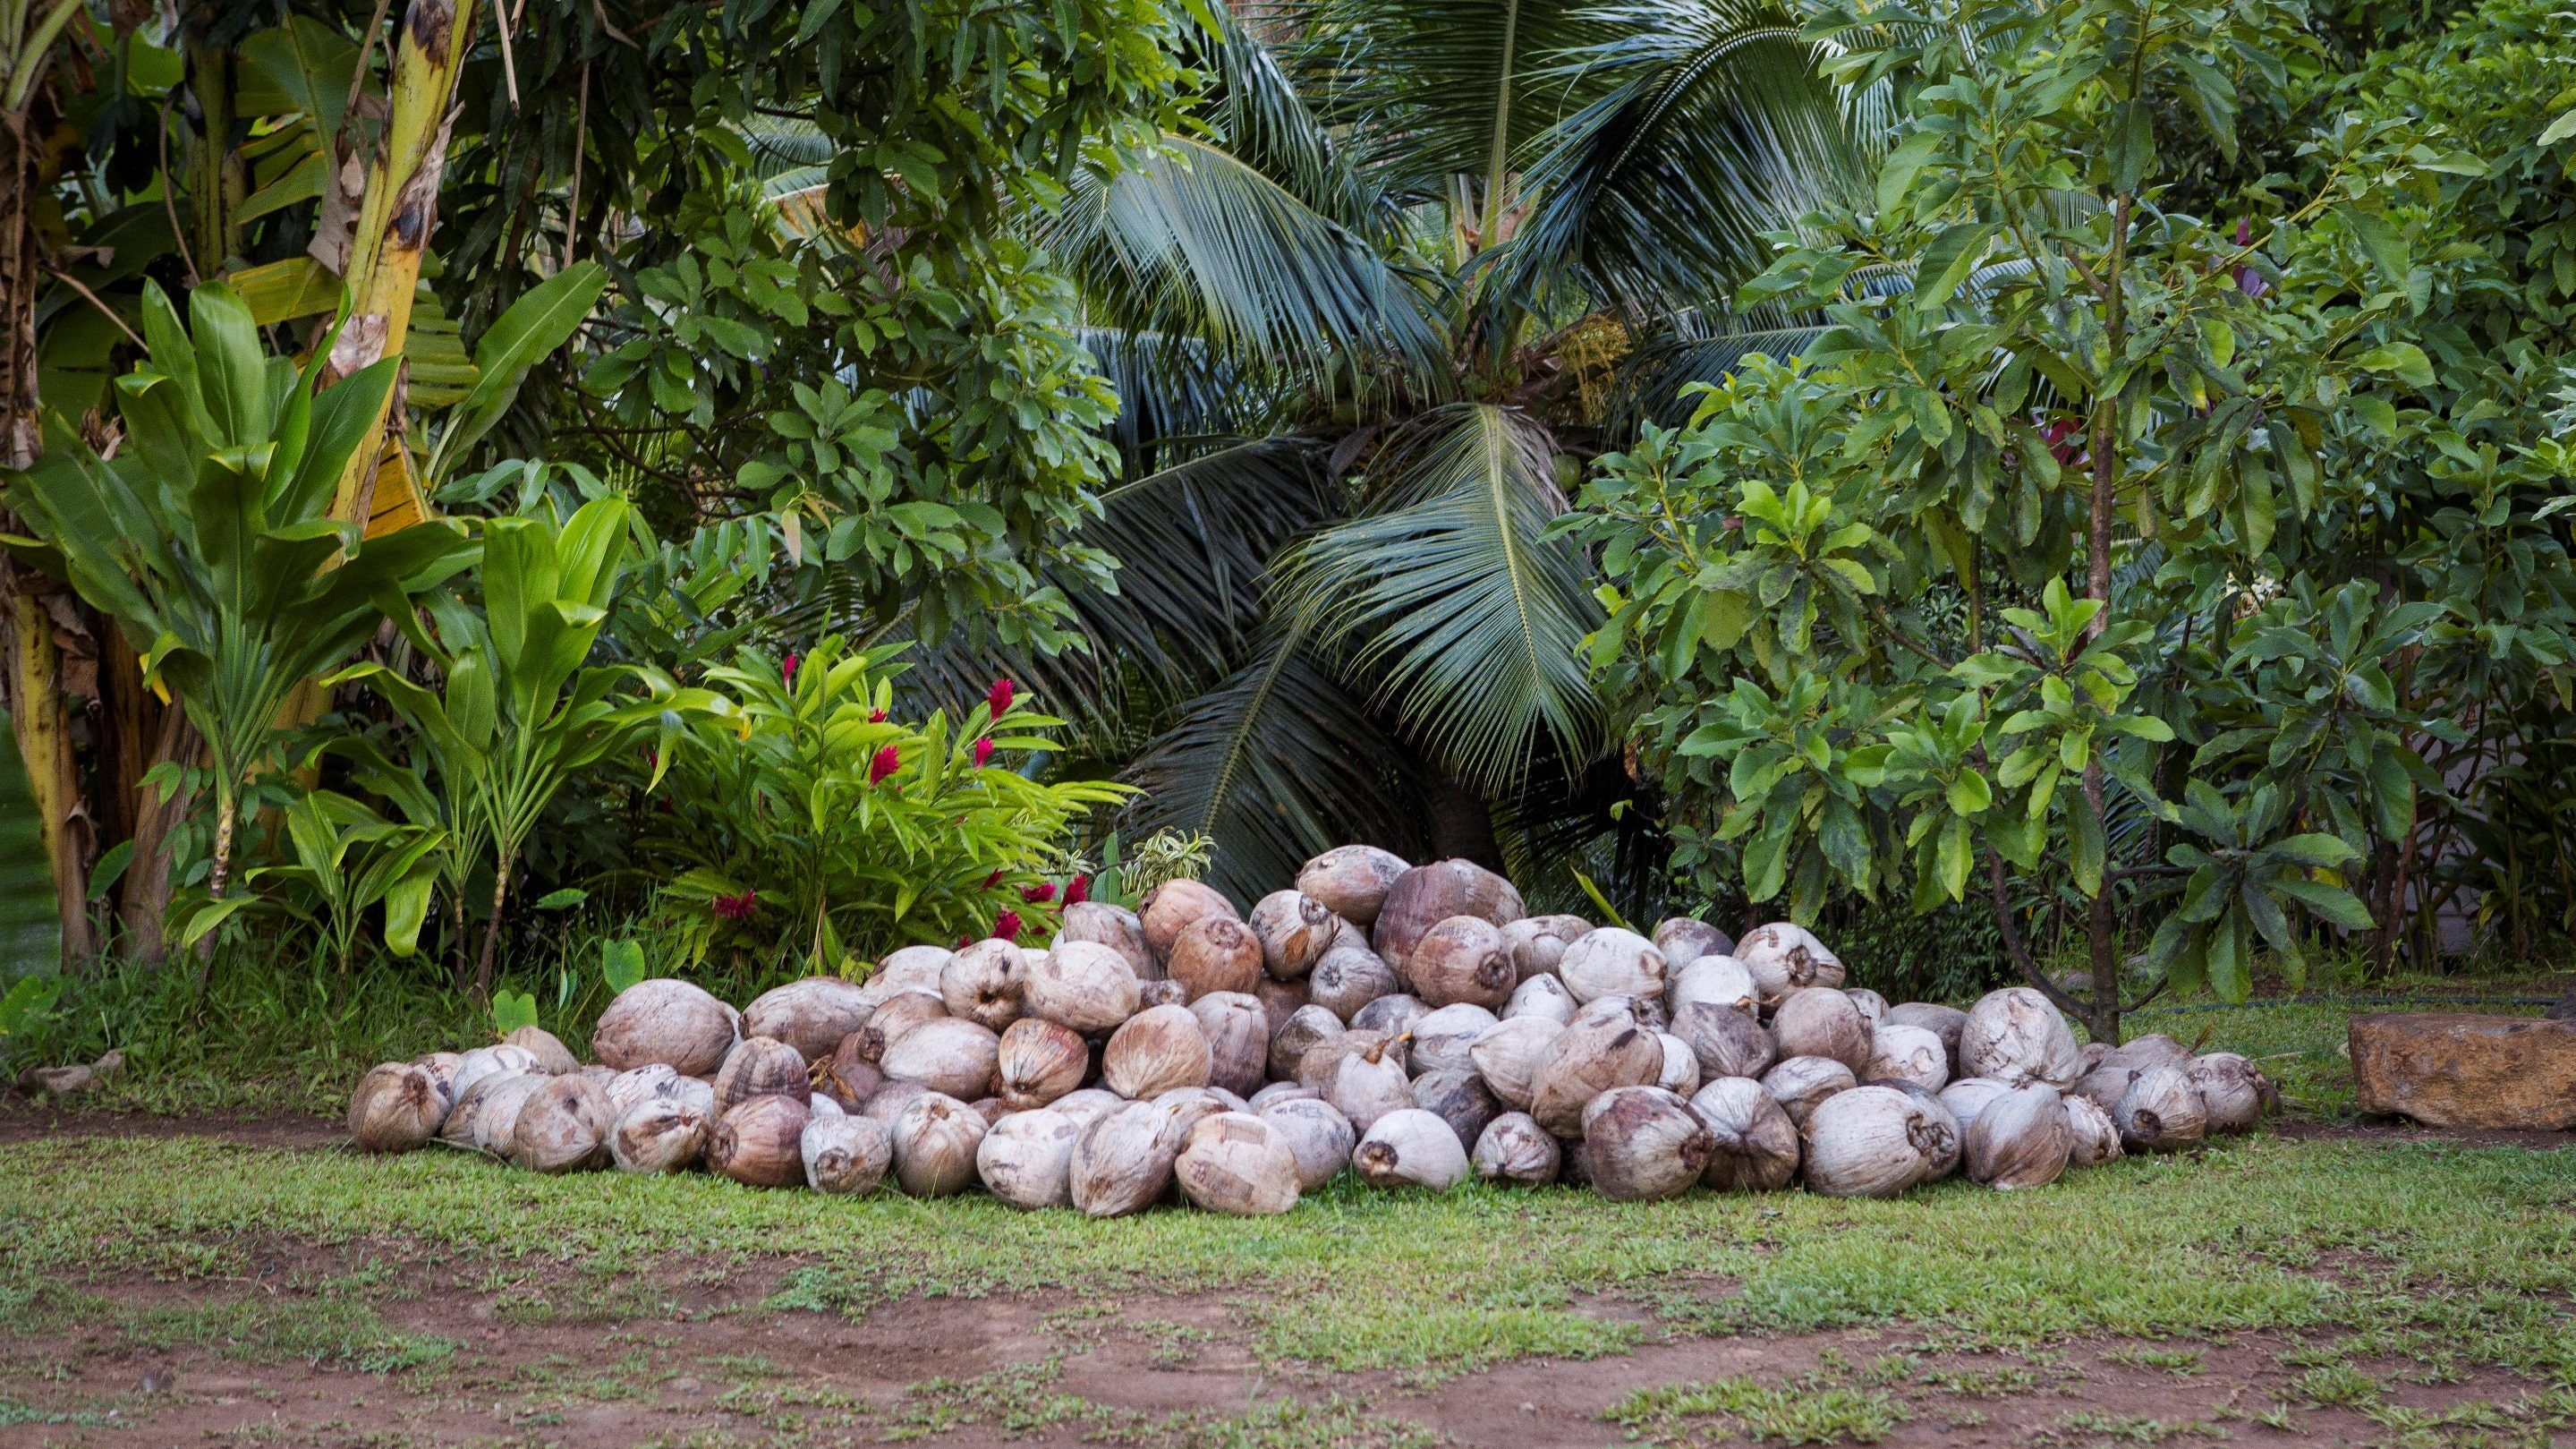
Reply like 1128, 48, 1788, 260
1101, 1004, 1212, 1098
1735, 923, 1846, 1001
1504, 972, 1576, 1025
1845, 988, 1889, 1027
1250, 1081, 1314, 1109
1866, 1024, 1950, 1093
1472, 1112, 1561, 1185
878, 1018, 1001, 1101
1691, 1076, 1800, 1191
1138, 979, 1188, 1009
454, 1043, 541, 1099
863, 1078, 931, 1127
885, 1092, 985, 1197
2188, 1052, 2271, 1134
1573, 992, 1666, 1034
743, 978, 876, 1062
1259, 1097, 1355, 1189
1154, 1086, 1235, 1145
1176, 1112, 1301, 1215
1270, 1004, 1344, 1082
1069, 1100, 1179, 1215
1351, 993, 1429, 1036
416, 1051, 463, 1100
1322, 1035, 1416, 1132
505, 1025, 578, 1076
1772, 987, 1874, 1074
1249, 891, 1337, 980
595, 979, 739, 1076
610, 1097, 707, 1172
1023, 940, 1141, 1034
455, 1072, 547, 1155
1803, 1084, 1953, 1198
606, 1063, 682, 1119
1354, 1108, 1470, 1190
1880, 1080, 1963, 1181
1372, 859, 1525, 972
1469, 1014, 1564, 1110
713, 1036, 810, 1116
1668, 957, 1758, 1018
1411, 1068, 1501, 1147
1960, 987, 2083, 1088
1141, 878, 1237, 959
879, 944, 955, 985
1407, 916, 1516, 1010
1502, 915, 1591, 982
710, 1095, 812, 1187
1297, 846, 1410, 927
2064, 1095, 2124, 1166
1530, 1018, 1663, 1137
941, 939, 1026, 1031
814, 1039, 886, 1113
1167, 915, 1264, 1001
1936, 1077, 2011, 1135
1306, 946, 1399, 1021
1671, 1001, 1777, 1082
1191, 992, 1271, 1098
1582, 1086, 1716, 1202
1410, 1003, 1497, 1076
996, 1017, 1091, 1109
1884, 1002, 1969, 1070
513, 1075, 615, 1172
1964, 1083, 2071, 1189
1760, 1055, 1857, 1129
1558, 928, 1668, 1005
1656, 1034, 1703, 1095
854, 991, 948, 1064
976, 1108, 1081, 1208
1253, 975, 1311, 1028
1057, 901, 1159, 980
350, 1062, 449, 1152
2071, 1060, 2144, 1114
2113, 1065, 2206, 1152
1653, 918, 1736, 969
1047, 1087, 1121, 1127
1297, 1027, 1399, 1091
809, 1092, 846, 1118
800, 1112, 891, 1194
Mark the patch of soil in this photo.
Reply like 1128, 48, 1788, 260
0, 1106, 339, 1149
2271, 1117, 2575, 1150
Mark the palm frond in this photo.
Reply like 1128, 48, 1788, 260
1607, 311, 1825, 429
1191, 2, 1388, 234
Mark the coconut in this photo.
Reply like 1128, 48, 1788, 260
1469, 1015, 1564, 1110
1671, 1001, 1778, 1082
1582, 1087, 1716, 1202
451, 1072, 545, 1155
880, 1091, 982, 1196
976, 1108, 1081, 1208
878, 944, 955, 986
2121, 1033, 2194, 1069
1760, 1055, 1858, 1129
2064, 1095, 2124, 1166
1653, 917, 1736, 969
454, 1043, 541, 1099
1959, 988, 2082, 1088
415, 1051, 464, 1100
1896, 1086, 1964, 1181
1865, 1023, 1950, 1093
1297, 845, 1410, 926
1936, 1077, 2011, 1135
940, 939, 1026, 1031
1163, 915, 1261, 1002
802, 1113, 893, 1194
2079, 1040, 2113, 1074
349, 1062, 448, 1153
2071, 1060, 2143, 1113
1012, 940, 1135, 1035
1772, 987, 1873, 1074
741, 977, 876, 1062
1306, 946, 1399, 1021
863, 1078, 931, 1126
996, 1017, 1091, 1109
1250, 1081, 1315, 1109
1353, 1108, 1470, 1190
1964, 1083, 2071, 1189
1269, 1005, 1345, 1083
1407, 916, 1517, 1010
854, 991, 948, 1063
1557, 929, 1668, 1005
1802, 1084, 1952, 1198
1246, 891, 1335, 981
709, 1094, 812, 1187
1371, 859, 1525, 972
1141, 878, 1237, 959
1472, 1112, 1560, 1186
1655, 1034, 1703, 1095
605, 1063, 683, 1119
1350, 993, 1429, 1036
1101, 1004, 1212, 1098
1504, 972, 1576, 1025
1050, 1087, 1123, 1128
2114, 1066, 2207, 1152
503, 1025, 578, 1076
1174, 1112, 1300, 1215
1069, 1100, 1179, 1215
1058, 901, 1160, 980
877, 1018, 1002, 1101
1885, 1002, 1970, 1070
610, 1097, 707, 1172
1137, 979, 1188, 1009
511, 1074, 614, 1172
1668, 956, 1758, 1019
1296, 1027, 1396, 1090
1572, 992, 1667, 1033
1411, 1069, 1501, 1147
1691, 1076, 1801, 1191
1502, 915, 1592, 982
975, 1095, 1016, 1127
1259, 1097, 1356, 1189
1735, 923, 1846, 1000
1156, 1085, 1237, 1141
1191, 992, 1271, 1097
1410, 1003, 1498, 1077
1252, 975, 1311, 1028
1321, 1035, 1415, 1132
1529, 1018, 1663, 1137
809, 1093, 846, 1118
712, 1036, 810, 1116
2188, 1052, 2271, 1134
594, 979, 739, 1076
814, 1040, 886, 1113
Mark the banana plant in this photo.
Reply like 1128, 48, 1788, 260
4, 280, 473, 924
206, 788, 444, 972
336, 495, 726, 993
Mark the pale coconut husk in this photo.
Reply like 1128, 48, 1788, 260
883, 1092, 984, 1196
503, 1026, 578, 1076
1306, 946, 1399, 1021
742, 978, 877, 1062
977, 1108, 1082, 1208
594, 979, 739, 1076
1469, 1015, 1564, 1110
1371, 859, 1526, 973
997, 1017, 1092, 1109
863, 1078, 931, 1127
512, 1074, 614, 1172
1321, 1035, 1415, 1132
1582, 1086, 1716, 1202
1296, 845, 1411, 927
1253, 975, 1311, 1029
1960, 987, 2083, 1088
1847, 987, 1889, 1026
1138, 979, 1189, 1010
1671, 1001, 1778, 1082
1296, 1027, 1397, 1090
1668, 957, 1758, 1019
1935, 1077, 2011, 1135
1409, 1003, 1498, 1076
2121, 1033, 2194, 1070
455, 1072, 546, 1155
854, 991, 948, 1064
1472, 1112, 1560, 1186
1248, 891, 1336, 981
1530, 1018, 1663, 1137
1759, 1055, 1858, 1129
1655, 1034, 1703, 1095
415, 1051, 464, 1101
1157, 1085, 1237, 1137
713, 1036, 811, 1116
1572, 992, 1667, 1034
1880, 1080, 1963, 1181
709, 1095, 812, 1187
879, 944, 955, 984
1175, 1112, 1300, 1215
1802, 1084, 1951, 1198
606, 1063, 683, 1119
1884, 1002, 1969, 1072
941, 939, 1026, 1031
1069, 1100, 1179, 1215
814, 1038, 886, 1113
2063, 1094, 2124, 1166
609, 1097, 707, 1172
1141, 878, 1237, 959
1866, 1023, 1950, 1093
809, 1093, 846, 1118
1407, 916, 1517, 1010
350, 1062, 448, 1152
1412, 1068, 1501, 1148
1167, 915, 1264, 1002
878, 1018, 1001, 1101
1101, 1004, 1212, 1098
1353, 1108, 1470, 1190
2071, 1060, 2144, 1114
1270, 1004, 1345, 1083
1050, 1087, 1124, 1128
1022, 939, 1142, 1034
1259, 1097, 1354, 1189
1504, 972, 1576, 1025
2079, 1040, 2113, 1074
1502, 915, 1592, 983
1557, 928, 1668, 1006
2114, 1065, 2207, 1152
1057, 901, 1160, 981
802, 1113, 892, 1194
1964, 1083, 2071, 1189
1772, 987, 1873, 1073
973, 1095, 1014, 1127
1191, 992, 1271, 1098
1652, 918, 1736, 970
1735, 923, 1846, 1002
1690, 1076, 1800, 1191
454, 1043, 541, 1099
1250, 1081, 1315, 1109
1351, 993, 1429, 1036
2188, 1052, 2271, 1134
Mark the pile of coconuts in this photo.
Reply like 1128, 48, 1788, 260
348, 849, 2274, 1210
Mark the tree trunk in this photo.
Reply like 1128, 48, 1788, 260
117, 702, 193, 961
475, 850, 511, 999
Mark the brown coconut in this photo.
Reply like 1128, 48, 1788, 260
593, 979, 738, 1076
814, 1038, 886, 1113
1270, 1004, 1344, 1082
1138, 978, 1188, 1009
1801, 1084, 1951, 1198
1936, 1077, 2011, 1135
1735, 922, 1847, 1000
1582, 1086, 1716, 1202
941, 939, 1026, 1031
1057, 900, 1159, 980
1371, 859, 1525, 973
606, 1062, 682, 1118
1691, 1076, 1800, 1191
460, 1072, 548, 1155
1253, 975, 1311, 1028
863, 1078, 931, 1126
2188, 1052, 2272, 1134
742, 977, 877, 1062
1472, 1112, 1561, 1185
1960, 987, 2082, 1088
1772, 987, 1873, 1074
2113, 1065, 2207, 1152
1321, 1034, 1415, 1132
2065, 1095, 2124, 1166
1408, 1003, 1496, 1076
1556, 928, 1668, 1005
1668, 956, 1758, 1018
1295, 845, 1410, 926
1353, 1108, 1470, 1189
512, 1074, 614, 1172
977, 1108, 1081, 1208
1022, 939, 1141, 1033
709, 1094, 812, 1187
504, 1025, 578, 1076
1653, 917, 1736, 968
1865, 1023, 1950, 1092
1069, 1100, 1179, 1215
890, 1091, 988, 1196
713, 1036, 810, 1117
415, 1051, 464, 1101
1168, 915, 1263, 1001
609, 1097, 706, 1172
350, 1062, 448, 1153
802, 1112, 893, 1194
853, 991, 948, 1064
1175, 1112, 1301, 1215
1656, 1033, 1703, 1095
1502, 915, 1592, 983
1296, 1027, 1399, 1091
1529, 1018, 1663, 1137
1140, 878, 1237, 959
1260, 1097, 1355, 1189
1671, 1000, 1777, 1082
1248, 891, 1337, 980
1351, 993, 1429, 1036
1190, 992, 1270, 1098
1964, 1083, 2072, 1189
996, 1017, 1092, 1109
1504, 972, 1576, 1025
878, 1018, 1001, 1101
1101, 1004, 1212, 1099
1306, 946, 1399, 1020
1760, 1055, 1858, 1129
1408, 916, 1517, 1010
1412, 1068, 1501, 1148
1885, 1002, 1970, 1069
1469, 1014, 1564, 1110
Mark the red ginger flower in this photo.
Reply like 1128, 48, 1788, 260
712, 889, 759, 921
1021, 882, 1057, 903
868, 707, 888, 723
1064, 874, 1090, 907
868, 745, 900, 785
783, 652, 801, 686
973, 738, 994, 768
984, 868, 1004, 890
992, 909, 1023, 942
986, 678, 1016, 716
